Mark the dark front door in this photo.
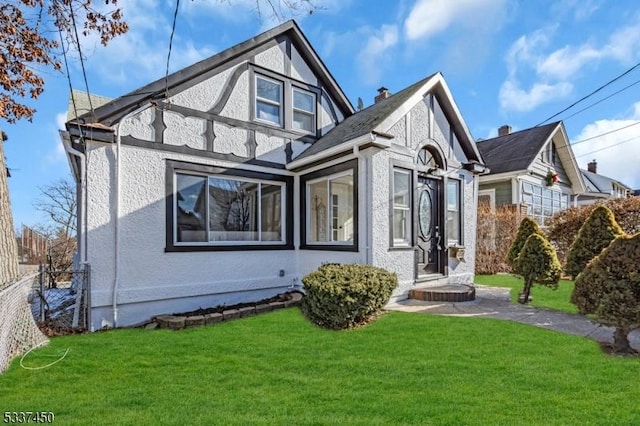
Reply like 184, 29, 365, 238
416, 175, 443, 276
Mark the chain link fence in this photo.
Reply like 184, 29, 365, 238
0, 273, 48, 374
29, 264, 90, 333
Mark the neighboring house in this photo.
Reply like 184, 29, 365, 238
477, 122, 586, 225
61, 20, 486, 330
576, 160, 633, 205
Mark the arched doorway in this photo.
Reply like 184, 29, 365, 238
416, 144, 445, 278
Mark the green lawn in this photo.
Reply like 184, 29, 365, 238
2, 309, 640, 425
475, 274, 578, 313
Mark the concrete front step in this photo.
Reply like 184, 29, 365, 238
408, 284, 476, 302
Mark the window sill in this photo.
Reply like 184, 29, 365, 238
300, 243, 358, 252
166, 243, 294, 252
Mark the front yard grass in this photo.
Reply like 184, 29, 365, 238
475, 274, 578, 314
2, 309, 639, 425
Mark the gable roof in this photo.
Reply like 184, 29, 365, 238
291, 72, 482, 165
581, 169, 632, 194
478, 121, 586, 193
72, 20, 353, 127
476, 122, 559, 174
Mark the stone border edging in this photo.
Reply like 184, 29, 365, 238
147, 292, 303, 331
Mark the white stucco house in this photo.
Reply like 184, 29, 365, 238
62, 21, 487, 330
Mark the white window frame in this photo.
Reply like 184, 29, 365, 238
522, 181, 568, 226
447, 178, 462, 246
174, 172, 286, 246
292, 87, 316, 134
392, 168, 411, 246
255, 74, 283, 127
305, 170, 354, 245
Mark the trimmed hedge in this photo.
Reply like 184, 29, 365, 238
301, 263, 398, 329
564, 205, 623, 279
508, 217, 542, 274
516, 233, 562, 303
572, 233, 640, 353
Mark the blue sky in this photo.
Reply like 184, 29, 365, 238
5, 0, 640, 229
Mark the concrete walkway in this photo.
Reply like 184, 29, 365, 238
386, 285, 640, 350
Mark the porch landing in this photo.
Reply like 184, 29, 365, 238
408, 284, 476, 303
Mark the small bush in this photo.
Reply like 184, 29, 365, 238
301, 263, 398, 329
515, 233, 562, 303
508, 217, 542, 274
564, 205, 623, 279
572, 233, 640, 353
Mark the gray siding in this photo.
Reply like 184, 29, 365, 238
479, 181, 512, 206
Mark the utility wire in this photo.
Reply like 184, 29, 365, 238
570, 121, 640, 146
562, 77, 640, 121
58, 25, 84, 143
165, 0, 181, 101
68, 0, 96, 122
575, 135, 640, 158
535, 60, 640, 127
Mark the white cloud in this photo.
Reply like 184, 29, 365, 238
404, 0, 506, 41
572, 102, 640, 189
499, 80, 572, 112
551, 0, 602, 21
44, 112, 69, 165
356, 24, 399, 86
499, 18, 640, 113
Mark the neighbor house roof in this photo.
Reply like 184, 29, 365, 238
72, 20, 353, 127
476, 122, 559, 174
581, 169, 632, 195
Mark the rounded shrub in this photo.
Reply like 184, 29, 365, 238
301, 263, 398, 329
515, 233, 562, 304
564, 205, 624, 279
572, 232, 640, 353
508, 216, 542, 273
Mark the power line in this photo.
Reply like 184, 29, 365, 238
562, 77, 640, 121
575, 135, 640, 158
68, 0, 95, 122
165, 0, 181, 100
535, 60, 640, 127
570, 121, 640, 146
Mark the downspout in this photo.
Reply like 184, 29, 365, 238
112, 105, 149, 328
62, 137, 86, 264
353, 146, 370, 265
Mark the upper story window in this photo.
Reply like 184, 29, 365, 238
253, 71, 318, 136
255, 75, 283, 126
292, 88, 316, 133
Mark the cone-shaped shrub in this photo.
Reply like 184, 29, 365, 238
572, 233, 640, 353
301, 263, 397, 329
565, 205, 624, 279
508, 217, 542, 274
515, 233, 562, 304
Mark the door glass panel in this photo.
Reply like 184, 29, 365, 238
419, 190, 432, 237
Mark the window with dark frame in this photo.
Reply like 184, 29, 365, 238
292, 87, 316, 133
167, 162, 293, 251
392, 168, 411, 246
255, 75, 283, 126
300, 160, 358, 251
